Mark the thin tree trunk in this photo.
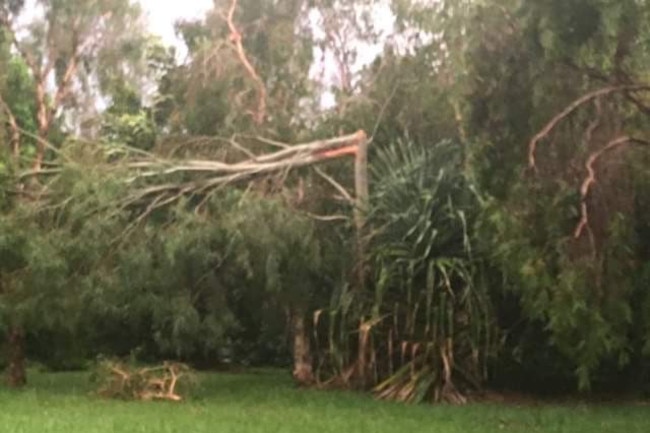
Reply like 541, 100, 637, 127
353, 131, 369, 292
353, 132, 369, 385
33, 80, 51, 172
6, 325, 26, 388
291, 307, 314, 385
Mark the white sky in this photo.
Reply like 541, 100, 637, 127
138, 0, 213, 48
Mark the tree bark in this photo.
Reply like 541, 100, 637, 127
353, 131, 369, 292
6, 326, 26, 388
32, 78, 55, 173
352, 132, 369, 386
291, 307, 314, 386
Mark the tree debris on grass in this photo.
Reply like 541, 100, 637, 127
92, 359, 197, 402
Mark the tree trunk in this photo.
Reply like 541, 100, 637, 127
353, 131, 369, 291
33, 79, 53, 172
352, 132, 369, 386
291, 308, 314, 386
6, 325, 27, 388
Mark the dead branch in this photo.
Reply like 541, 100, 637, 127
127, 130, 367, 187
95, 360, 195, 402
18, 130, 369, 229
247, 135, 291, 149
574, 136, 650, 239
304, 212, 349, 222
528, 85, 650, 171
224, 0, 267, 125
224, 135, 258, 159
314, 167, 354, 203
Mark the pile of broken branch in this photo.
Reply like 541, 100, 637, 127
93, 359, 197, 402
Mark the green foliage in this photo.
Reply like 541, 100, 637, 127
313, 138, 491, 402
155, 0, 315, 138
463, 0, 650, 390
0, 57, 38, 164
102, 111, 156, 150
369, 139, 491, 402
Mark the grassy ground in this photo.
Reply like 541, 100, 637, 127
0, 370, 648, 433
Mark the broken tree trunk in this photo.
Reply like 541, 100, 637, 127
353, 133, 371, 386
353, 131, 369, 292
291, 306, 315, 386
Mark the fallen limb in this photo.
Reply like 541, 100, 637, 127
127, 130, 368, 189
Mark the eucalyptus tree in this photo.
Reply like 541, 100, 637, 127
0, 0, 147, 169
0, 0, 149, 387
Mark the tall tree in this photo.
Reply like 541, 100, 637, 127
0, 0, 147, 387
0, 0, 145, 170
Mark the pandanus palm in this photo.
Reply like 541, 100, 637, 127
320, 138, 493, 403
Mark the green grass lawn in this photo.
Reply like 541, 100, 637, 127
0, 370, 648, 433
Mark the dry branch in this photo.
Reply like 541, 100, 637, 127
528, 85, 650, 171
314, 167, 354, 203
128, 130, 368, 189
95, 360, 196, 402
574, 136, 650, 239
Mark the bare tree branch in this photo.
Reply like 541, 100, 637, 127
574, 135, 650, 239
314, 167, 354, 203
129, 136, 364, 185
223, 135, 258, 159
528, 85, 650, 171
304, 212, 349, 222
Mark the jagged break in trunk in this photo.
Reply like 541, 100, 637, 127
291, 307, 314, 385
6, 326, 26, 388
